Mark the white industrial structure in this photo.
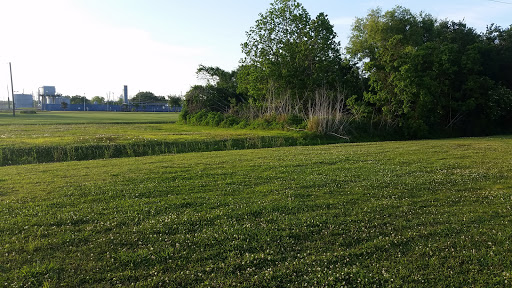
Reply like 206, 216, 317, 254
38, 86, 57, 109
38, 86, 56, 96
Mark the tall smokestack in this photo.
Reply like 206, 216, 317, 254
123, 85, 128, 104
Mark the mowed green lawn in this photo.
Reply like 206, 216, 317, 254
0, 111, 179, 125
1, 136, 512, 286
0, 121, 302, 148
0, 111, 312, 166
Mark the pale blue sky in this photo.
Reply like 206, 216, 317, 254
1, 0, 511, 100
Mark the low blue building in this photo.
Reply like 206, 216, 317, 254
14, 94, 34, 109
45, 103, 181, 112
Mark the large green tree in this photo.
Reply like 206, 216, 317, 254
183, 65, 246, 115
239, 0, 355, 103
91, 96, 105, 104
347, 7, 438, 133
483, 25, 512, 90
167, 95, 183, 108
347, 6, 512, 137
70, 95, 90, 105
130, 91, 165, 104
481, 25, 512, 130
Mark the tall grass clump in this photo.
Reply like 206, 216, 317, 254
306, 90, 351, 139
0, 136, 312, 166
181, 90, 355, 138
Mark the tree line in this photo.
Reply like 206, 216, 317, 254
181, 0, 512, 139
61, 92, 183, 108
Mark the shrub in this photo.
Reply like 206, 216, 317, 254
220, 115, 242, 127
204, 112, 225, 126
285, 114, 305, 126
183, 111, 305, 131
235, 120, 249, 129
20, 110, 37, 114
188, 110, 208, 125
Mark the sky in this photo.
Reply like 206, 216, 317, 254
0, 0, 511, 101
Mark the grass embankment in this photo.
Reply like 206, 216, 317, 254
1, 137, 512, 286
0, 112, 320, 166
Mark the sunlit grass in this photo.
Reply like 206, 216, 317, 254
0, 123, 302, 148
0, 111, 179, 125
0, 113, 318, 166
1, 136, 512, 286
0, 123, 304, 147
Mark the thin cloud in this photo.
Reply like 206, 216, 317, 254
331, 17, 355, 27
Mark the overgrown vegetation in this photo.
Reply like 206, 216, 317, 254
19, 110, 37, 114
1, 137, 512, 286
181, 0, 512, 140
0, 136, 312, 166
347, 7, 512, 138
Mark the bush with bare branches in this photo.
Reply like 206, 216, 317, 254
306, 90, 351, 139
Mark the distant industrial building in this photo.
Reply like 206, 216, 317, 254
124, 85, 128, 104
13, 94, 34, 108
36, 84, 180, 112
38, 86, 57, 110
55, 96, 70, 105
38, 86, 56, 97
44, 103, 180, 112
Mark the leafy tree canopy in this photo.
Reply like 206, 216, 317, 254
182, 65, 247, 115
239, 0, 356, 101
70, 95, 90, 105
131, 91, 166, 104
167, 95, 183, 107
197, 65, 238, 93
346, 6, 512, 136
91, 96, 105, 104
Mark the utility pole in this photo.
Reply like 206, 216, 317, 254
83, 93, 86, 111
6, 85, 10, 110
9, 63, 15, 117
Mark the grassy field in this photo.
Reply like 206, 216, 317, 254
0, 111, 179, 125
0, 112, 318, 166
1, 136, 512, 286
0, 122, 304, 148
